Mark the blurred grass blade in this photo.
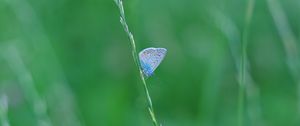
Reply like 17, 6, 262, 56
238, 0, 256, 125
3, 0, 84, 125
212, 8, 264, 126
267, 0, 300, 114
2, 44, 53, 126
0, 94, 10, 126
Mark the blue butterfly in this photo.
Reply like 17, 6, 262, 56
139, 47, 167, 77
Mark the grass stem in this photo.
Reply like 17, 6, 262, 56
239, 0, 255, 126
114, 0, 160, 126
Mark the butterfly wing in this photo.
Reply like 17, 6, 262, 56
139, 47, 167, 77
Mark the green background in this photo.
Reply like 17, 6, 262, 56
0, 0, 300, 126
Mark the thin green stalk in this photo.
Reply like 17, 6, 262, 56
114, 0, 160, 126
239, 0, 255, 126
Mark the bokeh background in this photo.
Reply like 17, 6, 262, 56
1, 0, 300, 126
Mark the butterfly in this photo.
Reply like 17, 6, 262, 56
139, 47, 167, 77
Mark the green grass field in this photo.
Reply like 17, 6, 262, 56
1, 0, 300, 126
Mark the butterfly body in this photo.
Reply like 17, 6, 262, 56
139, 47, 167, 77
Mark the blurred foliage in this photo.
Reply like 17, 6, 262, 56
0, 0, 300, 126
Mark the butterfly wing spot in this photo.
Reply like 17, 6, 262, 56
139, 47, 167, 77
